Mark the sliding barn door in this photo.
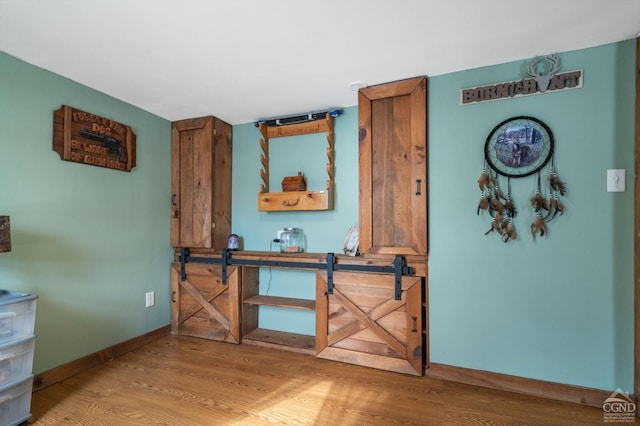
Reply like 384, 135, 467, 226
315, 271, 423, 375
170, 263, 241, 343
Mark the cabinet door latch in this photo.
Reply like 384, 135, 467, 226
179, 247, 190, 281
326, 253, 335, 294
394, 255, 404, 300
221, 249, 230, 285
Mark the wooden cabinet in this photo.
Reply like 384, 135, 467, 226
170, 262, 241, 343
358, 77, 427, 255
315, 271, 424, 376
171, 116, 232, 250
355, 78, 428, 374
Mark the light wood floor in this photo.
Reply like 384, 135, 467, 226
30, 335, 611, 425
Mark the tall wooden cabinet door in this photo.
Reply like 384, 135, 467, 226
315, 271, 423, 376
170, 263, 241, 343
358, 77, 427, 255
171, 116, 232, 250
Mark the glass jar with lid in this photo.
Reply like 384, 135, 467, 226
280, 228, 305, 253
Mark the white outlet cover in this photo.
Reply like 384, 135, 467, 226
146, 291, 155, 307
606, 169, 626, 192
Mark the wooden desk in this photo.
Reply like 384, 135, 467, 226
171, 250, 426, 375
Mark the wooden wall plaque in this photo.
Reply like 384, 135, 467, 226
53, 105, 136, 172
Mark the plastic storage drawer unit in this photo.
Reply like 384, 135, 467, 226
0, 375, 34, 426
0, 336, 35, 386
0, 291, 37, 344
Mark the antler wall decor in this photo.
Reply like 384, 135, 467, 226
477, 115, 567, 242
527, 54, 561, 93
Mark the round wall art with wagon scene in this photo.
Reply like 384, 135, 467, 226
477, 116, 567, 242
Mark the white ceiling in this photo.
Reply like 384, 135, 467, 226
1, 0, 639, 125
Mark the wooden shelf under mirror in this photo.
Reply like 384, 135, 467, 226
257, 114, 334, 211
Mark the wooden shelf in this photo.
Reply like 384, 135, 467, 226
242, 328, 315, 355
244, 295, 315, 311
258, 189, 333, 212
261, 119, 332, 139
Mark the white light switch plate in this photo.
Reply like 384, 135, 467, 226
606, 169, 626, 192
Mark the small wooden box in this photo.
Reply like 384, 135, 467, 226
281, 172, 306, 192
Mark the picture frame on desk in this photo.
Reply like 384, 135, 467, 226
343, 227, 359, 257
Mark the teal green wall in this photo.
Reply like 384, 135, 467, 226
0, 52, 173, 374
428, 40, 635, 391
231, 40, 636, 391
